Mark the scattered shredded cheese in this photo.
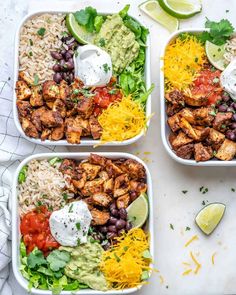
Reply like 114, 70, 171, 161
98, 95, 148, 144
182, 269, 192, 276
185, 235, 199, 247
182, 262, 191, 266
159, 275, 164, 284
100, 228, 151, 290
212, 252, 217, 265
190, 251, 201, 274
164, 35, 206, 91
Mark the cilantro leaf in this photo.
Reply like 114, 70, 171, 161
47, 250, 70, 271
142, 249, 152, 259
94, 15, 104, 33
37, 27, 46, 37
119, 4, 130, 19
74, 7, 98, 33
27, 249, 47, 269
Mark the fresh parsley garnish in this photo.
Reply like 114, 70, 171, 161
37, 27, 46, 37
29, 39, 33, 46
103, 63, 110, 73
62, 193, 68, 200
231, 188, 235, 192
170, 223, 174, 230
185, 226, 191, 231
98, 38, 106, 47
182, 190, 188, 194
76, 222, 81, 230
69, 203, 73, 213
33, 74, 39, 86
74, 7, 98, 33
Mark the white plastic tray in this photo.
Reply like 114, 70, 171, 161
12, 152, 154, 295
160, 28, 236, 166
13, 10, 151, 146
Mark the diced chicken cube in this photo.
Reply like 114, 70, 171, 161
77, 97, 94, 119
194, 143, 213, 162
16, 81, 31, 100
17, 101, 32, 117
42, 80, 60, 101
18, 71, 33, 86
171, 131, 193, 150
81, 178, 104, 196
116, 194, 130, 209
51, 124, 65, 141
91, 208, 110, 225
167, 113, 180, 132
41, 129, 51, 141
40, 110, 63, 128
89, 116, 102, 139
80, 162, 101, 180
208, 128, 225, 149
21, 117, 39, 138
215, 139, 236, 161
184, 94, 208, 107
120, 159, 146, 180
53, 99, 66, 118
113, 174, 130, 198
91, 192, 112, 207
65, 117, 82, 144
176, 143, 194, 160
59, 80, 70, 101
30, 85, 43, 107
31, 107, 46, 132
213, 112, 232, 132
89, 154, 107, 166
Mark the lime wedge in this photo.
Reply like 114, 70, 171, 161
139, 0, 179, 33
127, 193, 149, 228
66, 13, 95, 44
205, 41, 227, 71
158, 0, 202, 19
195, 203, 226, 235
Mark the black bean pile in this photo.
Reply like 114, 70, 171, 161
91, 202, 132, 250
51, 35, 79, 84
216, 91, 236, 141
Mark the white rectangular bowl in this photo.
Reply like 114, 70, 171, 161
13, 10, 151, 146
160, 28, 236, 166
12, 152, 154, 295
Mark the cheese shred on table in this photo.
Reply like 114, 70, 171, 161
164, 35, 206, 91
100, 228, 151, 289
184, 235, 199, 247
98, 95, 147, 144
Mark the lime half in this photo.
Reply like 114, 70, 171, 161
127, 193, 149, 228
205, 41, 227, 71
66, 13, 95, 44
139, 0, 179, 33
195, 203, 226, 235
158, 0, 202, 19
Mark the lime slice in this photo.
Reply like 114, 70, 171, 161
158, 0, 202, 19
66, 13, 95, 44
139, 0, 179, 33
205, 41, 227, 71
127, 193, 149, 228
195, 203, 226, 235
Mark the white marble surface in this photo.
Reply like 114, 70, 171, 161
2, 0, 236, 294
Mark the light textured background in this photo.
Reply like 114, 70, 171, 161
1, 0, 236, 294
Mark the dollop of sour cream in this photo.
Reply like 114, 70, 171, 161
49, 201, 92, 247
220, 59, 236, 101
74, 44, 112, 87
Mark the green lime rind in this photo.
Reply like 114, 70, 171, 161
195, 202, 226, 235
205, 40, 227, 71
157, 0, 202, 19
127, 193, 149, 228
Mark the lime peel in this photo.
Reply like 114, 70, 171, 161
127, 193, 149, 228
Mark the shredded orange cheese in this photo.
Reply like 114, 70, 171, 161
98, 95, 148, 144
212, 252, 217, 265
185, 235, 199, 247
182, 269, 192, 276
190, 251, 201, 274
164, 35, 206, 91
159, 275, 164, 284
100, 228, 151, 290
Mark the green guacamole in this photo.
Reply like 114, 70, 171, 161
60, 242, 108, 291
95, 14, 140, 75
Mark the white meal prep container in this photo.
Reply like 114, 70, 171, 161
12, 152, 154, 295
160, 28, 236, 166
13, 10, 151, 146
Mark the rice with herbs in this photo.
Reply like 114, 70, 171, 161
19, 13, 67, 83
224, 36, 236, 64
18, 159, 73, 216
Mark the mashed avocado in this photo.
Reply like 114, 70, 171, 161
95, 14, 140, 74
60, 242, 108, 291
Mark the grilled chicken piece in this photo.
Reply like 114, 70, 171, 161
53, 99, 66, 118
130, 180, 147, 195
40, 110, 63, 128
116, 193, 130, 209
193, 107, 214, 126
71, 78, 84, 92
17, 101, 32, 117
89, 116, 102, 139
106, 160, 123, 178
165, 90, 185, 106
98, 171, 109, 181
194, 143, 213, 162
72, 172, 87, 189
18, 71, 33, 86
30, 85, 43, 107
179, 108, 195, 124
59, 159, 76, 176
65, 117, 82, 144
81, 178, 104, 196
120, 159, 146, 181
215, 139, 236, 161
16, 81, 31, 100
213, 112, 232, 132
31, 107, 46, 132
75, 117, 91, 136
91, 208, 110, 225
41, 128, 51, 141
77, 97, 94, 119
21, 117, 39, 138
90, 192, 112, 207
45, 101, 54, 109
166, 103, 183, 117
179, 118, 210, 141
80, 162, 101, 180
113, 174, 130, 198
51, 124, 65, 141
42, 80, 60, 101
167, 113, 180, 132
103, 178, 114, 194
59, 80, 70, 101
176, 144, 194, 160
184, 94, 208, 107
171, 131, 193, 150
66, 106, 77, 117
89, 154, 107, 167
207, 128, 225, 150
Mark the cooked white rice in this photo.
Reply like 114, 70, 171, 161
224, 36, 236, 64
18, 159, 73, 216
19, 13, 67, 83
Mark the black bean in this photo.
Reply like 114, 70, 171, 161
232, 114, 236, 122
61, 49, 67, 57
126, 221, 132, 231
222, 92, 230, 102
110, 203, 116, 211
52, 64, 61, 72
65, 61, 74, 70
68, 73, 74, 84
231, 122, 236, 129
226, 130, 236, 141
227, 107, 234, 113
232, 103, 236, 111
62, 72, 68, 80
103, 242, 111, 250
116, 219, 126, 230
53, 72, 62, 83
109, 216, 118, 225
111, 209, 119, 217
108, 225, 117, 233
65, 51, 72, 61
99, 226, 108, 233
119, 208, 127, 220
59, 59, 65, 67
51, 51, 63, 60
68, 49, 74, 56
218, 105, 227, 112
66, 37, 75, 44
107, 232, 117, 240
